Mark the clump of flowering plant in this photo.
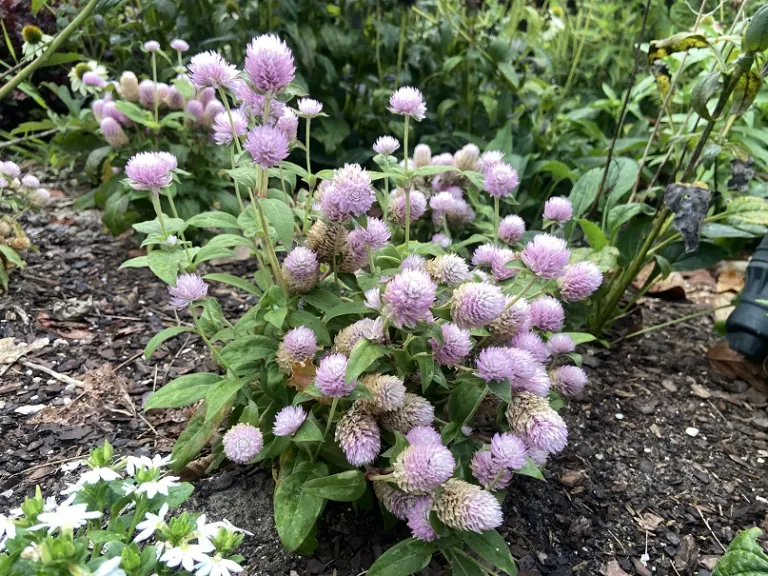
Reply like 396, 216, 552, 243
128, 33, 603, 575
0, 441, 247, 576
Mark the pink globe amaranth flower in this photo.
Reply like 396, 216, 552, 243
406, 426, 442, 447
165, 86, 184, 110
364, 288, 381, 311
552, 365, 588, 397
334, 317, 385, 356
511, 331, 550, 363
186, 99, 204, 124
446, 197, 475, 225
388, 86, 426, 120
429, 191, 460, 224
188, 50, 239, 90
273, 406, 307, 437
433, 479, 502, 533
472, 244, 497, 268
168, 273, 208, 309
501, 347, 538, 391
506, 392, 568, 455
516, 363, 551, 396
223, 423, 263, 464
125, 152, 173, 194
373, 136, 400, 155
245, 34, 295, 93
488, 298, 531, 343
478, 150, 505, 174
543, 196, 573, 224
413, 143, 432, 167
499, 215, 526, 245
235, 85, 285, 122
362, 218, 391, 251
431, 152, 455, 167
491, 432, 528, 470
379, 393, 435, 434
475, 346, 514, 383
451, 282, 506, 329
318, 183, 351, 223
157, 152, 178, 171
101, 117, 129, 148
528, 447, 549, 467
374, 481, 417, 520
170, 38, 189, 52
401, 254, 426, 271
144, 40, 160, 52
548, 333, 575, 355
102, 101, 131, 127
336, 401, 381, 466
530, 295, 565, 332
1, 161, 20, 179
489, 247, 519, 282
244, 124, 289, 168
138, 80, 157, 109
426, 254, 469, 286
297, 98, 323, 118
276, 108, 299, 141
382, 269, 437, 329
316, 353, 355, 397
433, 233, 451, 248
21, 174, 39, 189
332, 163, 375, 216
82, 71, 105, 87
558, 261, 603, 302
407, 496, 438, 542
282, 327, 317, 362
212, 109, 248, 146
198, 86, 216, 106
471, 451, 512, 490
521, 234, 570, 279
430, 323, 472, 367
393, 443, 455, 495
484, 162, 519, 198
202, 100, 225, 128
389, 189, 427, 225
363, 374, 406, 412
92, 98, 105, 121
283, 246, 319, 294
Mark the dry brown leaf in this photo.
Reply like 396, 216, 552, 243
717, 267, 745, 294
0, 337, 49, 364
604, 560, 631, 576
633, 264, 687, 299
287, 362, 316, 391
707, 341, 768, 390
690, 383, 711, 399
638, 512, 664, 531
560, 469, 586, 487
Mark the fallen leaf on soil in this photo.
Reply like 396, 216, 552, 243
50, 297, 94, 321
674, 535, 699, 573
717, 267, 745, 294
690, 383, 711, 398
180, 454, 216, 482
559, 470, 586, 487
638, 512, 664, 531
604, 560, 630, 576
36, 313, 94, 341
633, 264, 687, 299
0, 337, 49, 364
700, 555, 720, 570
632, 557, 652, 576
650, 423, 662, 438
707, 341, 768, 392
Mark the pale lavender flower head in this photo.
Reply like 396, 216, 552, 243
282, 327, 317, 363
170, 38, 189, 52
406, 497, 438, 542
543, 196, 573, 224
388, 86, 426, 120
548, 333, 575, 355
168, 273, 208, 309
0, 177, 7, 189
471, 451, 512, 490
364, 288, 381, 311
506, 393, 568, 454
102, 101, 131, 126
518, 364, 551, 396
186, 99, 204, 124
212, 109, 248, 146
1, 161, 20, 178
273, 406, 307, 436
511, 331, 550, 363
521, 234, 570, 279
499, 215, 525, 245
401, 254, 426, 271
491, 432, 528, 470
83, 71, 105, 87
484, 162, 519, 198
283, 247, 319, 294
332, 164, 375, 216
431, 152, 455, 167
318, 183, 349, 223
297, 98, 323, 118
406, 426, 442, 447
429, 191, 459, 224
276, 108, 299, 141
394, 443, 455, 494
382, 269, 436, 328
433, 479, 502, 532
558, 261, 603, 302
143, 40, 160, 52
478, 150, 505, 174
21, 174, 39, 189
413, 143, 432, 167
188, 51, 238, 89
316, 353, 355, 397
165, 86, 184, 110
223, 423, 263, 463
362, 218, 391, 251
245, 34, 295, 93
476, 347, 514, 383
430, 323, 472, 366
433, 233, 451, 248
202, 100, 225, 128
530, 296, 565, 331
92, 98, 105, 121
242, 91, 285, 123
335, 402, 381, 466
528, 447, 549, 467
489, 247, 519, 281
198, 86, 216, 106
125, 152, 173, 193
157, 152, 178, 171
244, 124, 289, 168
101, 118, 128, 148
389, 189, 427, 225
552, 365, 588, 397
373, 136, 400, 155
450, 282, 505, 329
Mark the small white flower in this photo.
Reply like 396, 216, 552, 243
134, 504, 169, 543
62, 482, 82, 495
60, 460, 83, 473
0, 514, 16, 550
80, 467, 122, 485
125, 456, 153, 476
21, 543, 41, 561
94, 556, 126, 576
136, 475, 180, 499
197, 518, 253, 539
30, 502, 102, 533
195, 554, 244, 576
160, 541, 215, 572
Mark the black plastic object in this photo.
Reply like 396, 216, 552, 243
726, 234, 768, 359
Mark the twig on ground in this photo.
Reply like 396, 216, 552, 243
697, 507, 726, 552
114, 351, 144, 373
21, 360, 84, 387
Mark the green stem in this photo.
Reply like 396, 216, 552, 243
563, 0, 594, 97
190, 305, 230, 371
150, 194, 168, 238
254, 168, 289, 299
302, 117, 313, 235
164, 189, 193, 266
375, 0, 384, 83
312, 397, 338, 463
230, 146, 244, 212
507, 275, 537, 308
403, 115, 411, 245
395, 9, 407, 89
494, 196, 500, 244
463, 387, 488, 427
151, 52, 159, 128
218, 87, 242, 156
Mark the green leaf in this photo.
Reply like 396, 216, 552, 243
203, 273, 261, 296
274, 463, 328, 552
367, 538, 437, 576
411, 165, 457, 177
730, 71, 762, 117
187, 211, 239, 229
148, 250, 181, 285
561, 332, 596, 345
451, 550, 488, 576
293, 418, 325, 442
515, 458, 545, 480
712, 527, 768, 576
691, 72, 721, 120
265, 306, 288, 329
487, 378, 512, 403
300, 288, 342, 312
226, 167, 259, 190
115, 101, 154, 125
577, 219, 608, 251
302, 471, 366, 501
133, 217, 187, 236
459, 530, 518, 575
0, 246, 24, 269
120, 256, 149, 269
260, 198, 295, 249
416, 354, 435, 394
144, 326, 196, 359
287, 310, 331, 346
145, 373, 221, 410
701, 223, 757, 239
449, 379, 486, 425
607, 203, 652, 237
205, 378, 246, 421
323, 302, 370, 322
171, 409, 221, 471
164, 482, 195, 509
345, 339, 386, 384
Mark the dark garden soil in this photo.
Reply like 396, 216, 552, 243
2, 201, 768, 576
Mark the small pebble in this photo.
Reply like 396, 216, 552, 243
615, 413, 625, 420
685, 427, 699, 437
14, 404, 46, 415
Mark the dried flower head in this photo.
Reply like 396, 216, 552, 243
451, 282, 505, 329
552, 365, 588, 396
471, 451, 512, 490
335, 401, 381, 466
430, 323, 472, 366
393, 443, 455, 494
119, 71, 140, 101
188, 51, 238, 89
244, 125, 289, 168
488, 298, 530, 343
297, 98, 323, 118
499, 215, 526, 245
547, 333, 575, 355
506, 392, 568, 454
529, 296, 565, 332
316, 353, 355, 397
491, 432, 528, 469
334, 317, 385, 355
426, 254, 470, 286
379, 393, 435, 434
433, 478, 502, 532
484, 162, 519, 198
125, 152, 174, 194
521, 234, 570, 279
363, 374, 406, 412
212, 109, 248, 146
382, 269, 437, 328
307, 220, 347, 263
388, 86, 426, 120
413, 144, 432, 167
273, 406, 307, 437
282, 247, 319, 294
101, 118, 129, 149
543, 196, 573, 224
373, 481, 416, 520
373, 136, 400, 155
223, 424, 263, 463
245, 34, 295, 93
454, 143, 480, 171
557, 261, 603, 302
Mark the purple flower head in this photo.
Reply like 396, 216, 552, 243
21, 174, 39, 189
471, 451, 512, 490
101, 118, 128, 148
282, 327, 317, 362
318, 183, 349, 223
491, 432, 528, 470
170, 38, 189, 52
82, 71, 105, 87
137, 80, 157, 109
406, 497, 438, 542
165, 86, 184, 110
143, 40, 160, 52
500, 347, 538, 391
332, 164, 375, 216
388, 86, 426, 120
382, 269, 437, 328
283, 247, 319, 294
558, 261, 603, 302
552, 365, 588, 397
316, 353, 355, 397
530, 295, 565, 332
92, 99, 105, 121
212, 109, 248, 146
429, 191, 460, 225
528, 447, 549, 467
335, 401, 381, 466
125, 152, 173, 194
362, 218, 391, 251
499, 215, 526, 245
489, 247, 519, 281
223, 423, 263, 464
478, 150, 505, 174
374, 482, 416, 520
244, 124, 289, 168
413, 143, 432, 167
543, 196, 573, 224
168, 273, 208, 309
198, 86, 216, 106
102, 102, 131, 126
451, 282, 505, 329
432, 233, 451, 248
401, 254, 426, 271
430, 323, 472, 367
1, 161, 20, 179
426, 254, 469, 286
510, 331, 550, 363
389, 189, 427, 225
394, 443, 455, 494
506, 393, 568, 455
484, 162, 519, 198
379, 393, 435, 434
364, 288, 381, 310
188, 51, 238, 90
433, 479, 502, 532
276, 108, 299, 141
516, 364, 551, 396
245, 34, 295, 93
406, 426, 442, 447
373, 136, 400, 155
202, 99, 225, 128
297, 98, 323, 118
157, 152, 178, 171
521, 234, 570, 279
273, 406, 307, 437
186, 99, 204, 124
548, 333, 575, 355
476, 347, 514, 383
